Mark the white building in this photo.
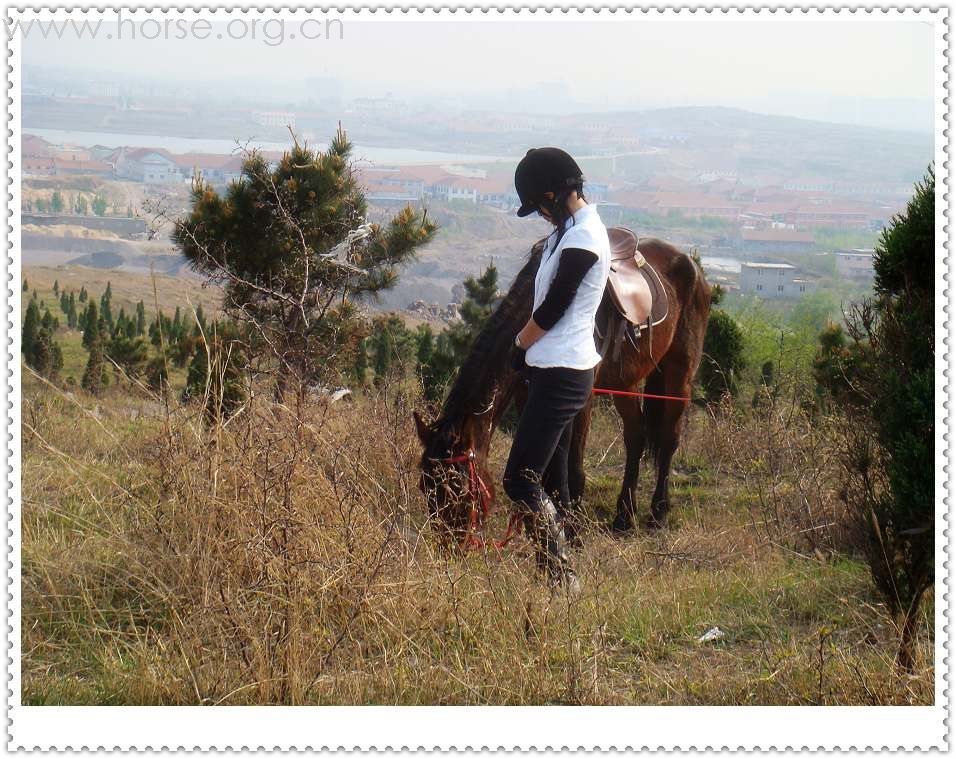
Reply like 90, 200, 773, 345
113, 148, 180, 185
836, 249, 875, 280
740, 262, 817, 298
253, 111, 296, 129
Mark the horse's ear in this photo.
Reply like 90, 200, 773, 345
413, 410, 433, 446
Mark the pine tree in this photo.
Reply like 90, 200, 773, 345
26, 328, 51, 375
22, 279, 27, 292
415, 323, 443, 401
115, 307, 127, 338
841, 165, 935, 671
445, 263, 499, 359
173, 331, 196, 368
52, 279, 59, 296
100, 293, 113, 331
353, 337, 368, 386
22, 299, 40, 356
81, 302, 99, 349
173, 126, 436, 396
105, 334, 149, 377
81, 338, 106, 395
145, 355, 168, 393
24, 324, 61, 380
67, 294, 77, 329
698, 309, 745, 403
50, 339, 63, 380
136, 301, 146, 336
183, 323, 247, 423
421, 263, 501, 396
59, 290, 69, 315
79, 286, 88, 303
373, 328, 390, 384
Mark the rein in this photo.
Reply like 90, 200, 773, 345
441, 449, 522, 551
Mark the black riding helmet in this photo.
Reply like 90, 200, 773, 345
514, 147, 584, 218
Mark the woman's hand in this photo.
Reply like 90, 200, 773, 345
509, 343, 527, 373
516, 318, 546, 350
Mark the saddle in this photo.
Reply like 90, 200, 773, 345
596, 227, 668, 361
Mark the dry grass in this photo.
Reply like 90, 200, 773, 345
20, 373, 934, 705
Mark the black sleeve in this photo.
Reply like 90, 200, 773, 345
532, 247, 599, 331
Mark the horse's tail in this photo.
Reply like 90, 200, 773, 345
642, 364, 668, 466
642, 248, 712, 466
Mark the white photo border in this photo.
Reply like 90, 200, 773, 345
3, 5, 949, 751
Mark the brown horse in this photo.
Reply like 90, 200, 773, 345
414, 231, 711, 544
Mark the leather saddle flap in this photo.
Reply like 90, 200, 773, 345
605, 227, 668, 329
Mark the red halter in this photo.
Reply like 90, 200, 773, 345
441, 449, 522, 551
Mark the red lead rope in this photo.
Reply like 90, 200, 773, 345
443, 388, 687, 551
592, 387, 691, 402
442, 450, 522, 551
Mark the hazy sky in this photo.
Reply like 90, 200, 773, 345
22, 15, 936, 129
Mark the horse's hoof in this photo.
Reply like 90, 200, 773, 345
611, 513, 635, 536
643, 514, 668, 531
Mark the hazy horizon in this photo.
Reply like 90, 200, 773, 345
21, 15, 936, 135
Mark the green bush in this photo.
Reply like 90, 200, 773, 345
839, 165, 934, 671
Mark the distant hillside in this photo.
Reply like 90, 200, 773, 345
565, 106, 930, 185
22, 264, 220, 318
368, 202, 549, 309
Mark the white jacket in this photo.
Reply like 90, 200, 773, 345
526, 203, 611, 370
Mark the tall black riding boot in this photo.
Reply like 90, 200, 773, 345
526, 494, 580, 594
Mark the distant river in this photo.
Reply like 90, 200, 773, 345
25, 127, 512, 165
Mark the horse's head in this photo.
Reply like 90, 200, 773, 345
414, 410, 493, 545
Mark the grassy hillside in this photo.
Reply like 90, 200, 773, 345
21, 265, 222, 383
20, 369, 934, 705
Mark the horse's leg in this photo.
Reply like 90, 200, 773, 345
610, 393, 646, 534
643, 357, 693, 530
567, 399, 591, 506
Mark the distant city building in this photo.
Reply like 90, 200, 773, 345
253, 110, 296, 129
740, 262, 816, 298
783, 205, 870, 229
112, 147, 180, 184
835, 249, 876, 280
173, 153, 245, 187
738, 228, 816, 254
583, 181, 609, 203
651, 191, 741, 221
90, 81, 120, 98
22, 157, 55, 176
48, 144, 91, 162
54, 159, 113, 177
697, 170, 738, 184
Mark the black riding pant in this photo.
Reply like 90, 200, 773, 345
503, 365, 595, 516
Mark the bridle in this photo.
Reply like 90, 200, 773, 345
439, 448, 522, 551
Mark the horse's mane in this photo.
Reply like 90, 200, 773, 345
437, 240, 545, 425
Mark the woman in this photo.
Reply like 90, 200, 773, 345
504, 147, 611, 592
